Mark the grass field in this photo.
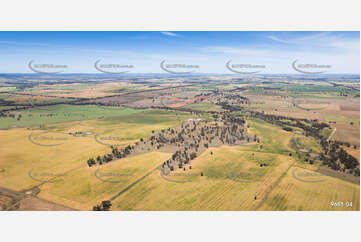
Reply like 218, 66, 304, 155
38, 152, 171, 210
109, 118, 359, 211
333, 123, 360, 146
0, 104, 143, 129
24, 82, 150, 97
245, 91, 360, 147
322, 127, 333, 139
111, 145, 295, 210
258, 166, 360, 211
243, 118, 295, 155
184, 102, 223, 112
0, 86, 16, 92
0, 128, 109, 190
294, 135, 322, 153
0, 109, 191, 194
0, 80, 359, 211
110, 119, 296, 210
324, 113, 360, 125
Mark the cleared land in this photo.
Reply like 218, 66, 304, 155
183, 101, 223, 112
0, 77, 359, 211
0, 109, 191, 191
38, 152, 171, 210
111, 119, 359, 210
111, 145, 295, 210
258, 166, 359, 211
0, 104, 142, 130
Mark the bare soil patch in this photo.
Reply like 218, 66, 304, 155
340, 105, 360, 111
168, 96, 207, 108
316, 166, 360, 185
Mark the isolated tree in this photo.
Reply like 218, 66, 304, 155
101, 200, 112, 211
87, 158, 96, 167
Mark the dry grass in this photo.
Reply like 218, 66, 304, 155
111, 146, 295, 210
0, 128, 109, 191
333, 123, 360, 146
258, 166, 360, 211
38, 152, 171, 210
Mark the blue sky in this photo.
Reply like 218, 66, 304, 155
0, 31, 359, 73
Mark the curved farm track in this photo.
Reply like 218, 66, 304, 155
0, 186, 75, 211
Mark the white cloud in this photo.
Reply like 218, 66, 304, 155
160, 31, 178, 37
267, 32, 360, 53
198, 41, 359, 74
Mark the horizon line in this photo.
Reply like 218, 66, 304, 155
0, 72, 359, 75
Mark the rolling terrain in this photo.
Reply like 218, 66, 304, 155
0, 74, 359, 211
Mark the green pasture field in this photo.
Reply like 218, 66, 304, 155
184, 102, 223, 112
0, 104, 143, 129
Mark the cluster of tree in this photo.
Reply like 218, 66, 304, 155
282, 127, 293, 132
320, 140, 360, 176
87, 145, 135, 167
0, 98, 16, 107
154, 106, 219, 116
0, 112, 17, 118
190, 91, 360, 178
193, 92, 251, 112
210, 91, 250, 105
87, 153, 113, 167
110, 145, 133, 159
247, 110, 359, 177
87, 112, 249, 178
93, 200, 112, 211
159, 113, 248, 174
248, 110, 329, 140
161, 149, 196, 172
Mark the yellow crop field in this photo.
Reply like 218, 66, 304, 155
0, 110, 189, 192
0, 128, 109, 191
258, 166, 360, 211
110, 119, 359, 211
111, 146, 295, 210
38, 151, 171, 210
